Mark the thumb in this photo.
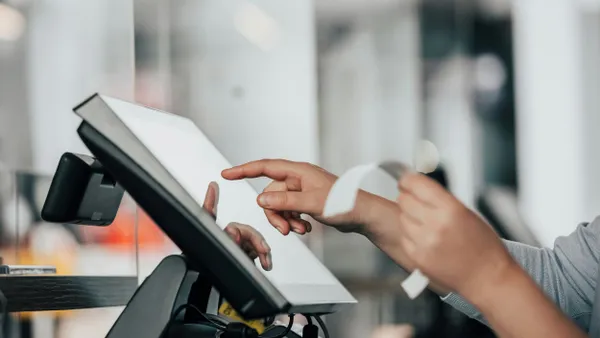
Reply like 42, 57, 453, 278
257, 191, 323, 215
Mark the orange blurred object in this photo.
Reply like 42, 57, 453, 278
103, 206, 167, 249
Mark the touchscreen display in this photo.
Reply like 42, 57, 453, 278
101, 97, 354, 305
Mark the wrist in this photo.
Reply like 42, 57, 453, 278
353, 191, 399, 237
461, 257, 523, 310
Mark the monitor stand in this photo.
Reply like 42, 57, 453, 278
104, 255, 300, 338
105, 255, 219, 338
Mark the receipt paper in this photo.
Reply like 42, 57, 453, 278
323, 161, 430, 299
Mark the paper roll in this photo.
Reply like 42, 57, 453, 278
323, 161, 430, 299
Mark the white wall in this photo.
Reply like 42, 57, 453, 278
424, 56, 481, 208
320, 10, 422, 175
27, 0, 135, 175
513, 1, 600, 246
171, 0, 318, 193
0, 8, 31, 170
581, 11, 600, 234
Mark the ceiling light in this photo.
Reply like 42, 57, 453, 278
0, 3, 26, 42
234, 2, 281, 52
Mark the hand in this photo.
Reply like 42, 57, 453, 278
203, 182, 272, 271
395, 176, 587, 338
395, 172, 516, 298
222, 159, 384, 235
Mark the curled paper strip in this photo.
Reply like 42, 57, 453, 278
323, 161, 430, 299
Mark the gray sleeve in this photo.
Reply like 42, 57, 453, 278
442, 217, 600, 331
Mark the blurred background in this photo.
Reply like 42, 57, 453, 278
1, 0, 600, 337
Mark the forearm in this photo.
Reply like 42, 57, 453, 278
444, 235, 596, 330
467, 263, 586, 338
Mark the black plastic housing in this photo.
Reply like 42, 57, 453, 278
41, 152, 125, 226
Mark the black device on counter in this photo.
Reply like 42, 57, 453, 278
41, 152, 124, 226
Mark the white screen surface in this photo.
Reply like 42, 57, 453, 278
102, 97, 344, 293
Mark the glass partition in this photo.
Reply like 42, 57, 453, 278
0, 0, 137, 337
0, 168, 139, 338
0, 168, 140, 273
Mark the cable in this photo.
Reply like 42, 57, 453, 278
314, 315, 330, 338
301, 314, 319, 338
163, 303, 227, 336
203, 312, 231, 327
182, 304, 228, 329
261, 314, 295, 338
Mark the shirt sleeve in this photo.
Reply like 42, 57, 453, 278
442, 217, 600, 331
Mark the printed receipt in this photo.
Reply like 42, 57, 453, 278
323, 161, 430, 299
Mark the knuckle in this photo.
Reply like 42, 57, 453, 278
426, 231, 442, 248
236, 223, 251, 231
435, 207, 464, 232
398, 175, 410, 188
402, 239, 417, 255
415, 174, 432, 188
395, 193, 404, 206
448, 205, 464, 221
263, 158, 279, 166
278, 193, 289, 207
437, 209, 455, 227
249, 226, 263, 239
285, 193, 298, 208
405, 244, 417, 257
397, 192, 407, 202
398, 191, 411, 203
288, 177, 302, 190
408, 172, 422, 182
401, 172, 419, 187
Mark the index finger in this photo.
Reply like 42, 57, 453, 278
398, 172, 453, 206
221, 159, 304, 181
